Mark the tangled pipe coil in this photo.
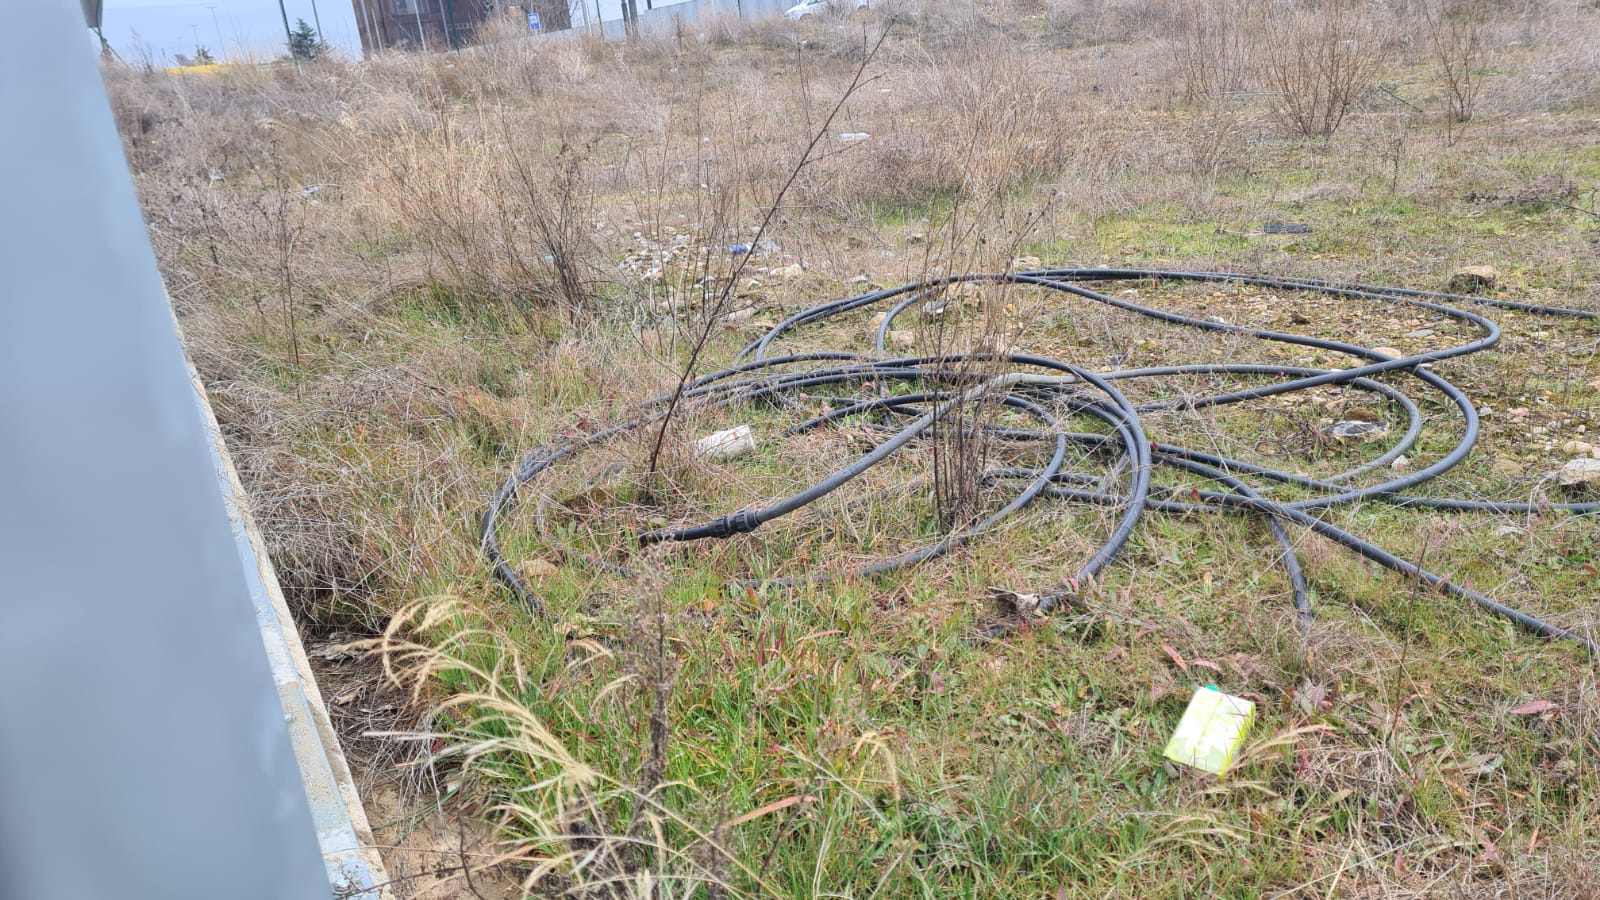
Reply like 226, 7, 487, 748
480, 268, 1600, 654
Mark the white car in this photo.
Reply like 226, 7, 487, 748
784, 0, 870, 18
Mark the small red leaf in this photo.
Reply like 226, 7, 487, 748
1191, 658, 1223, 673
725, 794, 817, 828
1161, 644, 1188, 673
1508, 700, 1558, 716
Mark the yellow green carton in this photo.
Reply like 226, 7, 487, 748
1164, 685, 1255, 776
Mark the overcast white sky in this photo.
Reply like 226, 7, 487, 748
101, 0, 361, 64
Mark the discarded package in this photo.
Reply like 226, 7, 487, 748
694, 425, 756, 461
1163, 685, 1255, 776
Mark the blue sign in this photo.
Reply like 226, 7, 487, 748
527, 10, 541, 31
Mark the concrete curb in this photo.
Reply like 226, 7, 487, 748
191, 367, 393, 899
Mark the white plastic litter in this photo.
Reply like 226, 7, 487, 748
695, 425, 756, 460
839, 132, 871, 142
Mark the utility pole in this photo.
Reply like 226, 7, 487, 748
206, 5, 224, 57
355, 0, 381, 53
275, 0, 298, 67
414, 0, 427, 51
309, 0, 323, 39
437, 0, 459, 50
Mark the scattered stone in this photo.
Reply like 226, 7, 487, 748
1326, 420, 1388, 442
907, 232, 926, 246
1561, 440, 1594, 456
868, 311, 887, 335
1405, 328, 1435, 339
1391, 455, 1410, 471
1372, 346, 1404, 359
1557, 458, 1600, 490
921, 300, 949, 320
775, 262, 805, 280
1447, 264, 1500, 293
695, 425, 756, 461
1490, 457, 1525, 477
1263, 222, 1312, 234
725, 307, 756, 323
1494, 525, 1524, 538
1012, 255, 1042, 269
888, 330, 915, 350
519, 557, 560, 580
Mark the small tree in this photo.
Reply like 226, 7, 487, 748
287, 18, 323, 61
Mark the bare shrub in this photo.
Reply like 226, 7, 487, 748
1259, 0, 1391, 137
1167, 0, 1258, 102
371, 111, 607, 322
1420, 0, 1487, 144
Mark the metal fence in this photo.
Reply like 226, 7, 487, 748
559, 0, 795, 37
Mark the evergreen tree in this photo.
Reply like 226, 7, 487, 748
287, 18, 323, 61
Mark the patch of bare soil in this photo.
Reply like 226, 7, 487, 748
309, 636, 525, 900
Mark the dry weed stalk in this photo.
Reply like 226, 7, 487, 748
639, 26, 892, 494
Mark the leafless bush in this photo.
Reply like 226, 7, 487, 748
1260, 0, 1391, 137
372, 111, 608, 322
1167, 0, 1258, 103
1420, 0, 1487, 144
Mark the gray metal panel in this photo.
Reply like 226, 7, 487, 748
0, 2, 332, 899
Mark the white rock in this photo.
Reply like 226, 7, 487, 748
694, 425, 755, 461
1556, 457, 1600, 489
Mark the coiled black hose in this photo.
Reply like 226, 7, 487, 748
481, 269, 1600, 653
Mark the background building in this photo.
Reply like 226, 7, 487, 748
352, 0, 574, 53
